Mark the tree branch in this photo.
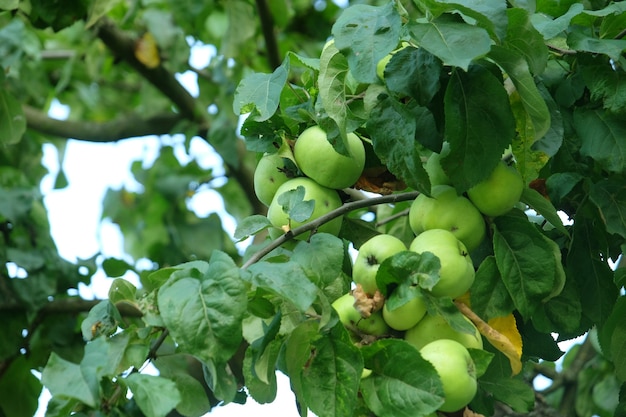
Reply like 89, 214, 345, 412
255, 0, 281, 70
241, 191, 420, 269
95, 18, 205, 125
0, 297, 143, 317
23, 105, 184, 142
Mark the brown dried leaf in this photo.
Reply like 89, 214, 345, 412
352, 284, 384, 318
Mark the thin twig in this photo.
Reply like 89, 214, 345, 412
255, 0, 281, 70
241, 191, 420, 269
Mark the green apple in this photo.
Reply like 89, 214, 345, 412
382, 296, 428, 331
253, 152, 296, 206
409, 185, 486, 252
405, 313, 483, 351
293, 125, 365, 190
332, 293, 390, 336
267, 177, 343, 239
467, 161, 524, 217
420, 339, 477, 412
424, 142, 451, 187
353, 234, 407, 295
409, 229, 475, 299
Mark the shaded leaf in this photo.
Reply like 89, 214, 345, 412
360, 339, 445, 417
125, 374, 181, 417
589, 178, 626, 239
408, 18, 491, 71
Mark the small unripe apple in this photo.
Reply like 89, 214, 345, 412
420, 339, 477, 412
467, 161, 524, 217
404, 313, 483, 351
409, 229, 475, 299
409, 185, 486, 252
332, 293, 390, 336
353, 234, 407, 295
267, 177, 343, 239
293, 125, 365, 189
253, 152, 295, 206
382, 296, 428, 331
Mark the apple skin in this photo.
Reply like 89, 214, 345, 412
353, 234, 407, 295
332, 293, 390, 336
267, 177, 343, 239
253, 153, 294, 206
409, 229, 475, 299
419, 339, 477, 412
409, 185, 486, 252
467, 161, 524, 217
293, 125, 365, 190
382, 296, 428, 331
404, 313, 483, 351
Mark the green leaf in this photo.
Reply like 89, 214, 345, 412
0, 0, 19, 10
277, 185, 315, 223
476, 352, 534, 412
601, 297, 626, 382
567, 29, 626, 62
102, 257, 134, 278
469, 348, 495, 379
85, 0, 117, 28
245, 260, 318, 312
203, 359, 239, 403
0, 356, 41, 417
233, 56, 290, 121
408, 18, 491, 71
318, 40, 351, 153
599, 296, 626, 360
442, 66, 516, 192
80, 300, 123, 341
360, 339, 445, 417
581, 58, 626, 114
332, 2, 402, 83
292, 233, 345, 288
42, 353, 97, 407
243, 341, 279, 404
567, 211, 619, 326
589, 178, 626, 239
0, 88, 26, 145
504, 8, 548, 75
158, 252, 247, 364
302, 323, 363, 417
520, 187, 569, 236
125, 374, 182, 417
384, 46, 442, 106
489, 45, 550, 142
376, 250, 441, 299
574, 109, 626, 174
366, 94, 432, 195
108, 278, 138, 306
492, 209, 558, 319
530, 3, 584, 40
470, 256, 514, 321
419, 0, 508, 40
233, 215, 272, 241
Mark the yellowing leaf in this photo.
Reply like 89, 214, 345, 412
487, 314, 523, 375
455, 301, 523, 375
135, 32, 160, 69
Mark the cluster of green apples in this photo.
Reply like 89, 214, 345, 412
330, 150, 525, 413
253, 125, 366, 238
